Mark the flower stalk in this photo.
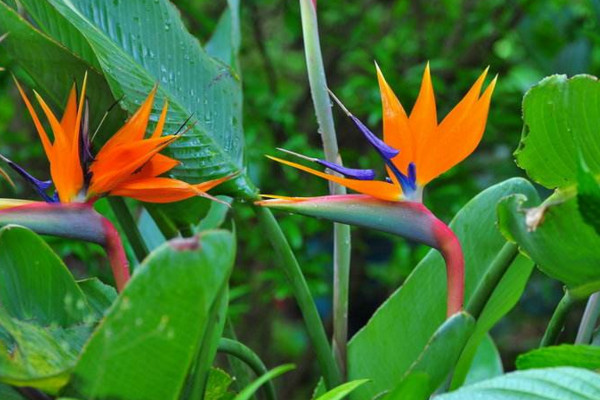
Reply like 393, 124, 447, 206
0, 201, 130, 291
259, 195, 465, 316
299, 0, 352, 373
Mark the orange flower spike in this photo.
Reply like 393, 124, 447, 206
100, 85, 158, 153
416, 67, 494, 185
13, 78, 54, 162
60, 84, 78, 137
408, 62, 437, 165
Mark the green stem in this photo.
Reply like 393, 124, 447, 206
255, 206, 342, 389
466, 243, 519, 319
107, 197, 149, 262
218, 338, 276, 400
540, 291, 576, 347
223, 319, 253, 392
145, 204, 179, 240
575, 292, 600, 344
299, 0, 351, 375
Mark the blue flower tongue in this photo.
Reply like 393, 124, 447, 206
0, 154, 56, 203
277, 148, 376, 180
327, 90, 417, 193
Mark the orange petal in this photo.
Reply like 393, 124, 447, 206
60, 83, 78, 138
409, 62, 437, 161
101, 86, 158, 153
418, 74, 497, 185
34, 91, 83, 202
151, 100, 169, 139
110, 174, 231, 204
89, 135, 177, 195
268, 156, 402, 202
132, 153, 180, 180
14, 78, 53, 163
375, 63, 414, 183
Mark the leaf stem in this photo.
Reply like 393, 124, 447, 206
575, 292, 600, 344
101, 217, 130, 292
218, 338, 276, 400
466, 243, 519, 319
107, 197, 149, 262
540, 291, 576, 347
146, 204, 179, 240
255, 206, 342, 389
299, 0, 351, 375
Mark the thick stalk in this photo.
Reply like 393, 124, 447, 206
466, 243, 519, 319
540, 291, 576, 347
218, 338, 276, 400
101, 218, 130, 292
575, 292, 600, 344
108, 197, 149, 262
255, 206, 342, 388
299, 0, 351, 373
432, 220, 465, 317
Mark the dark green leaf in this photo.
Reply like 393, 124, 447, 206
0, 2, 124, 133
206, 0, 241, 72
577, 158, 600, 236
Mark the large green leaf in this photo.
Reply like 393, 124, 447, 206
0, 383, 26, 400
65, 230, 235, 400
0, 226, 96, 393
45, 0, 253, 197
498, 193, 600, 298
517, 345, 600, 370
577, 158, 600, 235
17, 0, 100, 69
347, 178, 538, 399
0, 2, 124, 132
205, 0, 241, 73
516, 74, 600, 188
437, 367, 600, 399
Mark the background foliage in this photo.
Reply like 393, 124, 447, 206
0, 0, 599, 398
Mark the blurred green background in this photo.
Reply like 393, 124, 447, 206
0, 0, 597, 397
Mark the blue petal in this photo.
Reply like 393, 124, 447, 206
349, 115, 399, 159
1, 156, 56, 203
316, 159, 376, 180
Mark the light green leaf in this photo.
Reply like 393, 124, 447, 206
347, 178, 538, 399
314, 379, 369, 400
206, 0, 241, 72
463, 335, 503, 386
45, 0, 254, 197
437, 367, 600, 399
0, 226, 96, 393
234, 364, 295, 400
76, 278, 117, 317
498, 193, 600, 298
205, 368, 235, 400
517, 74, 600, 188
517, 345, 600, 370
65, 230, 236, 400
379, 373, 429, 400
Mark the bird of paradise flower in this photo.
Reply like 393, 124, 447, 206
259, 63, 496, 316
0, 75, 233, 290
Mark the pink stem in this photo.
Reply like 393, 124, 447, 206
101, 218, 130, 292
432, 219, 465, 317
